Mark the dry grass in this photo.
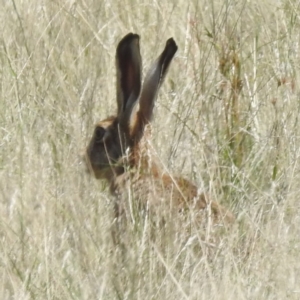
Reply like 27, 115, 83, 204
1, 0, 300, 299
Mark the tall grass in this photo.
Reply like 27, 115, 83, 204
1, 0, 300, 299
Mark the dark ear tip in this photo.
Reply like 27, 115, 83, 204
166, 38, 178, 52
123, 32, 140, 39
118, 33, 140, 51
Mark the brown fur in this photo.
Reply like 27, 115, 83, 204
85, 33, 234, 227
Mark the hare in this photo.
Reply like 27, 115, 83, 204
85, 33, 234, 226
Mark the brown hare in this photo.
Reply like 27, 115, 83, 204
85, 33, 234, 226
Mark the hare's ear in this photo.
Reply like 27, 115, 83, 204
130, 38, 178, 141
116, 33, 142, 117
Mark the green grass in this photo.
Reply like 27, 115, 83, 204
1, 0, 300, 299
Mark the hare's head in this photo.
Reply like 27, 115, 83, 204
85, 33, 177, 181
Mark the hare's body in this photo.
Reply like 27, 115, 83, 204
85, 33, 234, 225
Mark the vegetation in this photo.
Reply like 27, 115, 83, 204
1, 0, 300, 298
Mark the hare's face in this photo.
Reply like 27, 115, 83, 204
85, 116, 124, 180
85, 33, 178, 181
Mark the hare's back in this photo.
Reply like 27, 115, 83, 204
112, 172, 234, 224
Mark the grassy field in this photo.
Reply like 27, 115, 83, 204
1, 0, 300, 299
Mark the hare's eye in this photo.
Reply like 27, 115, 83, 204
94, 126, 106, 142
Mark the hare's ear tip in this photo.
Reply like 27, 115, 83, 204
117, 33, 140, 52
166, 38, 178, 50
121, 33, 140, 43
